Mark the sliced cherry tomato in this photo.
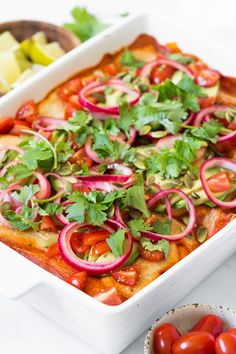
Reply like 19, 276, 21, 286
91, 240, 110, 257
68, 94, 82, 110
199, 96, 217, 108
138, 244, 164, 262
150, 64, 175, 84
15, 99, 37, 124
83, 230, 110, 246
46, 243, 60, 258
207, 171, 233, 193
64, 103, 77, 119
188, 61, 208, 76
195, 69, 220, 88
66, 271, 88, 290
40, 216, 57, 233
172, 331, 215, 354
10, 119, 31, 136
154, 323, 181, 354
104, 63, 118, 76
227, 328, 236, 337
0, 116, 15, 134
93, 287, 122, 306
112, 265, 140, 286
69, 147, 93, 167
58, 78, 82, 102
215, 332, 236, 354
191, 314, 223, 338
70, 232, 89, 254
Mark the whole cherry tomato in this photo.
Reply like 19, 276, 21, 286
172, 331, 215, 354
153, 323, 181, 354
191, 314, 223, 338
215, 332, 236, 354
227, 328, 236, 337
66, 271, 88, 290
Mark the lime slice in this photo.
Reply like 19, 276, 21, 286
11, 68, 34, 88
30, 42, 65, 66
0, 51, 21, 86
32, 31, 47, 45
0, 31, 19, 52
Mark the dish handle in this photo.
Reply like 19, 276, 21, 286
0, 243, 46, 299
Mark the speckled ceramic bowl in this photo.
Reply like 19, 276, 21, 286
144, 304, 236, 354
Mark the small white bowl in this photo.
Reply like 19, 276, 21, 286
144, 304, 236, 354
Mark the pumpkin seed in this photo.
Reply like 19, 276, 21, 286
150, 131, 167, 138
140, 125, 152, 136
133, 158, 146, 170
146, 174, 155, 185
191, 192, 200, 200
187, 170, 198, 180
197, 227, 208, 243
162, 182, 178, 189
183, 216, 189, 225
183, 174, 193, 189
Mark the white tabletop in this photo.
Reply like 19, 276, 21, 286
1, 0, 236, 353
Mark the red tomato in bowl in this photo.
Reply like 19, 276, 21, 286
227, 328, 236, 337
154, 323, 181, 354
215, 332, 236, 354
191, 314, 223, 338
172, 331, 215, 354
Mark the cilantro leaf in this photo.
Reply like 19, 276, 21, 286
64, 7, 108, 42
120, 49, 145, 69
125, 178, 150, 218
4, 206, 39, 231
20, 139, 53, 170
66, 199, 86, 224
153, 219, 171, 235
140, 237, 170, 258
5, 163, 33, 182
128, 218, 152, 237
167, 53, 194, 65
11, 185, 40, 205
189, 119, 223, 143
38, 203, 64, 216
106, 228, 127, 257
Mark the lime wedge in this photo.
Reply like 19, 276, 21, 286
30, 42, 65, 66
11, 68, 34, 88
32, 31, 47, 45
0, 31, 19, 52
20, 39, 32, 57
0, 51, 21, 86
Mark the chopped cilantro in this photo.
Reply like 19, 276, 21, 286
4, 206, 39, 231
187, 119, 223, 143
167, 53, 194, 65
154, 219, 171, 235
120, 49, 145, 69
125, 175, 150, 217
11, 185, 40, 205
128, 218, 152, 237
140, 237, 170, 258
106, 228, 127, 257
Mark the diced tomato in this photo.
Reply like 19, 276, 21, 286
69, 147, 93, 167
46, 243, 60, 258
199, 96, 217, 108
68, 95, 82, 110
10, 120, 31, 136
0, 116, 15, 134
207, 209, 234, 238
195, 69, 220, 88
64, 103, 77, 119
139, 245, 164, 262
207, 171, 233, 193
150, 64, 175, 84
104, 63, 118, 76
40, 216, 57, 233
91, 240, 110, 257
93, 287, 122, 306
165, 42, 181, 53
112, 265, 140, 286
70, 232, 90, 254
83, 230, 110, 246
15, 99, 37, 124
58, 78, 82, 102
66, 271, 88, 290
81, 75, 97, 86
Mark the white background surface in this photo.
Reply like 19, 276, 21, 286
1, 1, 236, 353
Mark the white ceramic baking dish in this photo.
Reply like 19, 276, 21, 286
1, 13, 236, 354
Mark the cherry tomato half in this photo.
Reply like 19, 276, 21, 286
207, 171, 232, 194
66, 271, 88, 290
15, 99, 37, 124
69, 147, 93, 167
91, 240, 110, 257
195, 69, 220, 88
0, 116, 15, 134
153, 323, 181, 354
83, 230, 110, 246
138, 245, 164, 262
191, 314, 223, 338
215, 332, 236, 354
112, 265, 140, 286
93, 287, 122, 306
70, 232, 89, 254
40, 216, 57, 233
64, 103, 77, 119
172, 331, 215, 354
58, 78, 82, 102
150, 64, 175, 84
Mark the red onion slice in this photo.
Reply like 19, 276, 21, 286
200, 157, 236, 208
33, 116, 67, 132
58, 221, 133, 275
78, 79, 140, 115
143, 188, 196, 241
194, 105, 236, 143
34, 172, 51, 200
140, 59, 194, 79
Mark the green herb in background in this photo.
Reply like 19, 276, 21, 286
64, 6, 108, 42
